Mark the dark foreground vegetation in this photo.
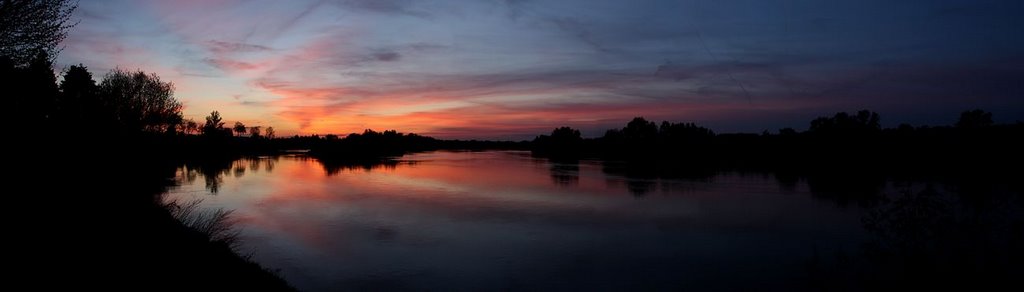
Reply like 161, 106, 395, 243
3, 59, 293, 289
11, 136, 293, 290
4, 1, 290, 288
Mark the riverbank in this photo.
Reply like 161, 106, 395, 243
11, 133, 293, 290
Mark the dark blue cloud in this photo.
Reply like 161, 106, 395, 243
59, 0, 1024, 137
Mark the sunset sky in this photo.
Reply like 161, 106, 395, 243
58, 0, 1023, 139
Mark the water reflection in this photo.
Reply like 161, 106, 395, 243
805, 173, 887, 208
811, 185, 1023, 290
547, 160, 580, 187
321, 159, 405, 176
166, 151, 1022, 291
177, 156, 279, 193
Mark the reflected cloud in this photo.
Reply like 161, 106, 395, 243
162, 151, 1024, 291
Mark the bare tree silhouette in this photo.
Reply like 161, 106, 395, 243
265, 126, 275, 139
0, 0, 78, 65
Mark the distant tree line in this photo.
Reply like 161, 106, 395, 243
303, 129, 527, 164
532, 110, 1024, 178
305, 129, 435, 166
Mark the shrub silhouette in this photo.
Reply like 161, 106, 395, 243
956, 109, 993, 129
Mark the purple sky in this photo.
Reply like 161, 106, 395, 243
57, 0, 1024, 139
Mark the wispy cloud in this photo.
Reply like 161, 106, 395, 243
330, 0, 431, 18
58, 0, 1024, 138
206, 40, 273, 54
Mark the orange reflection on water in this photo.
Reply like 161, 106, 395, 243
162, 151, 876, 291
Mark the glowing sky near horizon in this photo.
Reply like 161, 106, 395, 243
57, 0, 1023, 139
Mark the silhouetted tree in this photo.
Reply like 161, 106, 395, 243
15, 51, 58, 125
202, 111, 225, 136
623, 117, 659, 141
592, 117, 670, 159
233, 121, 246, 137
97, 69, 182, 133
264, 127, 275, 139
0, 0, 77, 66
248, 126, 261, 138
533, 126, 583, 158
57, 64, 96, 124
177, 118, 199, 135
955, 109, 993, 129
658, 121, 714, 142
551, 127, 582, 141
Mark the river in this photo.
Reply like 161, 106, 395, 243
166, 150, 1021, 291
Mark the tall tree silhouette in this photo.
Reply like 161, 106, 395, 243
202, 111, 225, 136
0, 0, 78, 66
16, 51, 58, 126
57, 64, 96, 124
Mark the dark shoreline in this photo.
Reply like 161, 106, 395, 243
12, 134, 293, 290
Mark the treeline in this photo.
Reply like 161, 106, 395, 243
0, 52, 294, 162
302, 129, 528, 164
1, 50, 524, 166
532, 110, 1024, 178
3, 53, 183, 137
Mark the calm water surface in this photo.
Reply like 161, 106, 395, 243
166, 151, 1011, 291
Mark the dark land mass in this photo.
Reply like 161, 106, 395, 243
532, 112, 1024, 187
4, 54, 294, 289
10, 133, 294, 290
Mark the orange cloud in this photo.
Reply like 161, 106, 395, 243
252, 62, 813, 138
